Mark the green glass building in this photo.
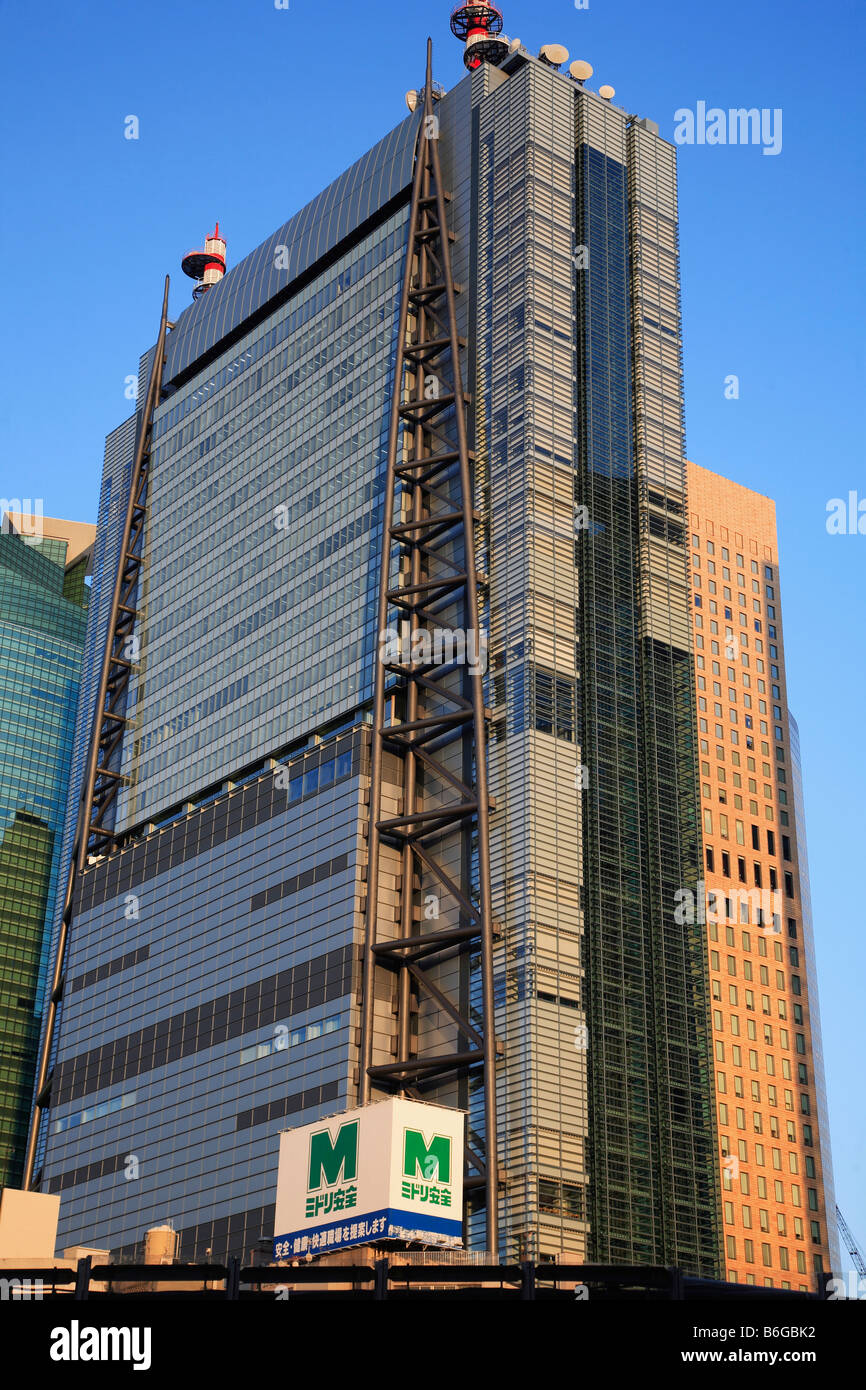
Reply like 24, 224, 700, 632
0, 515, 93, 1186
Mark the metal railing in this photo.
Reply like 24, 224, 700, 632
0, 1257, 822, 1301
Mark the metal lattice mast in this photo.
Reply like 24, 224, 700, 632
23, 277, 172, 1189
358, 39, 499, 1248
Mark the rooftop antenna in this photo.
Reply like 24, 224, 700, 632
569, 59, 593, 84
181, 223, 227, 302
450, 3, 509, 70
538, 43, 569, 69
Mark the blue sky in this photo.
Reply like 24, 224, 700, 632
2, 0, 864, 1256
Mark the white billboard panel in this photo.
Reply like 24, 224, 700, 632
273, 1096, 465, 1259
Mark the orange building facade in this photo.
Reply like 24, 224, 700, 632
685, 462, 838, 1290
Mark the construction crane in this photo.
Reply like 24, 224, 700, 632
836, 1206, 866, 1277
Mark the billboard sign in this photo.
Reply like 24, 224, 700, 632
273, 1096, 465, 1260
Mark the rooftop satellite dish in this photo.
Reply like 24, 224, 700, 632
405, 90, 419, 112
599, 84, 615, 100
539, 43, 569, 68
570, 59, 593, 82
509, 37, 522, 52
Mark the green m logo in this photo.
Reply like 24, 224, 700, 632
308, 1120, 359, 1191
403, 1128, 452, 1184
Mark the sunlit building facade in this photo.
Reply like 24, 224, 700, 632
686, 461, 838, 1289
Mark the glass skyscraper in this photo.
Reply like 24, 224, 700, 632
0, 514, 93, 1187
33, 37, 829, 1279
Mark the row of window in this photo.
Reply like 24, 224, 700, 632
721, 1135, 817, 1175
54, 1091, 136, 1136
695, 608, 778, 657
708, 921, 798, 952
692, 535, 774, 579
724, 1235, 821, 1272
710, 948, 800, 978
723, 1188, 820, 1223
712, 1009, 808, 1047
238, 1013, 343, 1066
716, 1099, 812, 1141
716, 1074, 810, 1111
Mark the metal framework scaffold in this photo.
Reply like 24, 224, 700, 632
358, 40, 500, 1249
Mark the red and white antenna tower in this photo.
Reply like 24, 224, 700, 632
449, 3, 509, 70
181, 223, 227, 301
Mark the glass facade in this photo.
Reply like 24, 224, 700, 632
476, 60, 590, 1262
117, 210, 407, 827
0, 521, 91, 1186
45, 731, 363, 1259
43, 51, 726, 1270
473, 57, 719, 1271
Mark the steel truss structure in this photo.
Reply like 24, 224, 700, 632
358, 41, 500, 1247
22, 278, 172, 1189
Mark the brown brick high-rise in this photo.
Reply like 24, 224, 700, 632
685, 461, 839, 1289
